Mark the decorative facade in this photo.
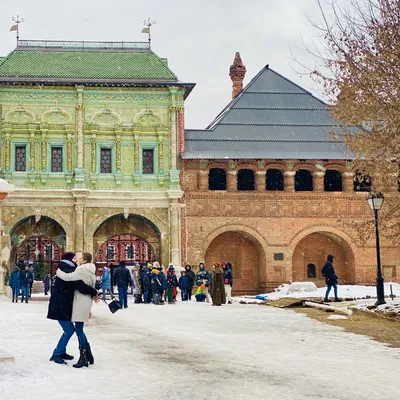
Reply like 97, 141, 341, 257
0, 40, 194, 271
180, 53, 400, 294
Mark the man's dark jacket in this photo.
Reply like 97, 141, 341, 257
47, 260, 98, 321
113, 264, 133, 288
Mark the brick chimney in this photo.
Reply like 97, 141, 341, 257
229, 52, 246, 99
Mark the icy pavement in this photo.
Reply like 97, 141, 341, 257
1, 297, 400, 400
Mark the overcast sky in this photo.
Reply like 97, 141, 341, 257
0, 0, 326, 129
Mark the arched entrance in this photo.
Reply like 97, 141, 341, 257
205, 230, 266, 294
10, 216, 66, 277
93, 214, 161, 267
292, 232, 355, 285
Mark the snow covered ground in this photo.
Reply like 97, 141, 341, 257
1, 295, 400, 400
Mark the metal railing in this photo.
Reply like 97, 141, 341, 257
18, 39, 150, 50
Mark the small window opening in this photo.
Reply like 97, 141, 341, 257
354, 171, 371, 192
209, 168, 227, 190
307, 263, 316, 278
266, 169, 284, 191
237, 169, 255, 191
324, 170, 342, 191
295, 170, 313, 191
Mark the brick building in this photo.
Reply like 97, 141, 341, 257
180, 53, 400, 294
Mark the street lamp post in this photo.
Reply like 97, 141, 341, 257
367, 192, 386, 306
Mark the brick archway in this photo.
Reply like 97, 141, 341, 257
204, 230, 266, 295
292, 232, 355, 285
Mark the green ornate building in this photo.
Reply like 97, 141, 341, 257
0, 39, 194, 271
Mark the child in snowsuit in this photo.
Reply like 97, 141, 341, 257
9, 267, 21, 303
195, 284, 207, 302
179, 271, 190, 301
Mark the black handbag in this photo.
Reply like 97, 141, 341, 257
103, 299, 122, 314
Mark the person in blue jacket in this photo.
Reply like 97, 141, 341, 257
20, 265, 34, 303
100, 265, 114, 300
178, 271, 190, 301
158, 265, 167, 303
9, 267, 21, 303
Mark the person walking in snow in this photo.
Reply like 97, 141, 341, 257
9, 266, 21, 303
20, 264, 33, 303
211, 261, 226, 306
100, 265, 114, 300
48, 252, 98, 366
44, 273, 51, 296
166, 265, 178, 304
56, 252, 98, 368
113, 261, 133, 309
179, 271, 190, 301
222, 262, 233, 304
196, 263, 211, 302
321, 255, 341, 302
184, 264, 195, 300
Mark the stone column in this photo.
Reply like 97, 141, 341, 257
90, 134, 97, 173
170, 105, 178, 170
0, 265, 4, 294
256, 171, 266, 192
4, 134, 10, 171
198, 170, 209, 191
284, 171, 295, 192
76, 105, 84, 170
29, 129, 35, 172
227, 170, 237, 192
170, 202, 181, 267
343, 172, 354, 192
158, 134, 164, 173
75, 204, 84, 252
313, 171, 325, 192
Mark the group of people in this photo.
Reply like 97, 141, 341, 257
8, 264, 34, 303
97, 260, 234, 307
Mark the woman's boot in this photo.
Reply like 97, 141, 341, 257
73, 346, 89, 368
86, 343, 94, 365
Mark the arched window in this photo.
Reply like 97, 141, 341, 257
237, 169, 255, 191
324, 170, 343, 191
307, 263, 316, 278
295, 170, 313, 191
266, 169, 284, 191
208, 168, 227, 190
354, 171, 371, 192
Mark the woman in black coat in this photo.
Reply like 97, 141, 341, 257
47, 252, 98, 365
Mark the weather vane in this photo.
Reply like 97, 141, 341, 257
142, 17, 156, 48
10, 14, 25, 43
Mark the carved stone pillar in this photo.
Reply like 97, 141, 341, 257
115, 135, 122, 174
41, 130, 47, 172
4, 134, 10, 171
90, 134, 97, 173
66, 133, 73, 172
198, 170, 208, 191
343, 172, 354, 192
170, 105, 178, 170
284, 171, 295, 192
170, 202, 181, 267
256, 171, 266, 192
134, 134, 140, 174
227, 170, 237, 192
313, 171, 325, 192
158, 134, 164, 173
29, 127, 35, 172
74, 204, 84, 252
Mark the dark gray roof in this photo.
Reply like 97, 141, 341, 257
182, 65, 358, 160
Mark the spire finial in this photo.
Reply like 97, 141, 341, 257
10, 14, 25, 44
229, 52, 246, 99
142, 18, 156, 49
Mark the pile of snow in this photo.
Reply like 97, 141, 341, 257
234, 282, 400, 303
327, 315, 348, 320
355, 301, 400, 318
